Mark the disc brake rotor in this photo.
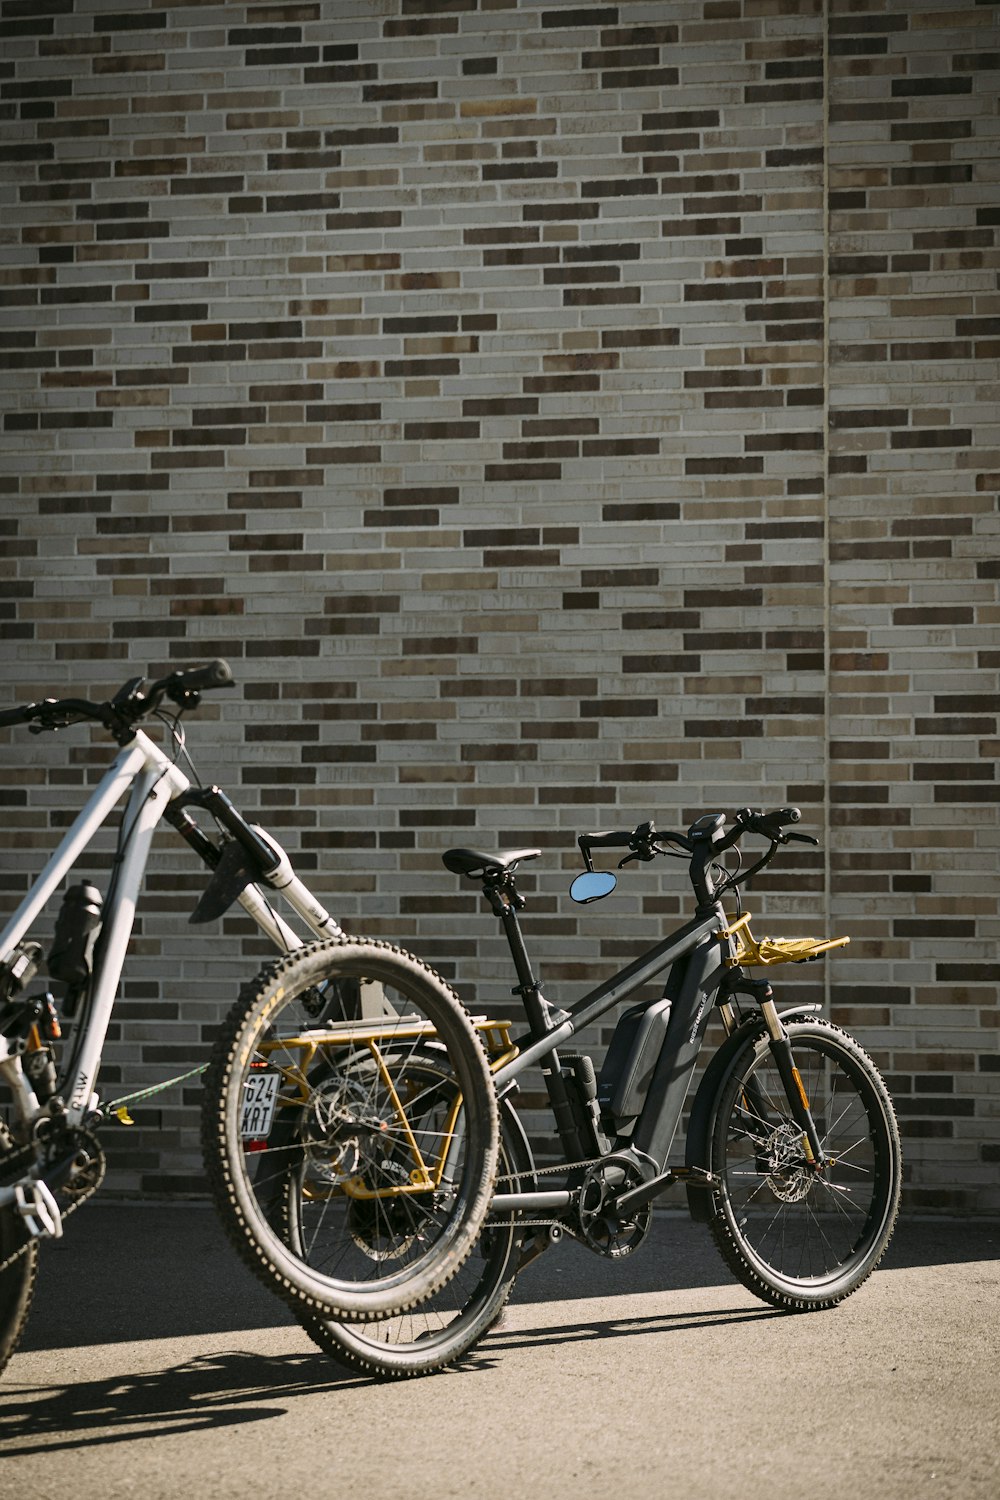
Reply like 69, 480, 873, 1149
298, 1073, 425, 1262
301, 1075, 380, 1185
762, 1122, 814, 1203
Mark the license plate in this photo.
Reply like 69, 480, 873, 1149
240, 1071, 280, 1140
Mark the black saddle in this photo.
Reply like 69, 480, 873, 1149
442, 847, 541, 881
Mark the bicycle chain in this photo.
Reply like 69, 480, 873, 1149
492, 1153, 604, 1189
0, 1132, 105, 1275
488, 1153, 606, 1230
0, 1060, 201, 1268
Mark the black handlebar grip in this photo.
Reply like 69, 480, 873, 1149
582, 830, 633, 849
174, 660, 234, 692
730, 806, 804, 845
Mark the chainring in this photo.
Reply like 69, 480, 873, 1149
0, 1124, 105, 1273
577, 1157, 652, 1259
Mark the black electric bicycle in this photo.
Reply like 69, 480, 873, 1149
302, 806, 901, 1378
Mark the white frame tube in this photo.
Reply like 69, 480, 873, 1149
0, 738, 151, 968
0, 719, 349, 1177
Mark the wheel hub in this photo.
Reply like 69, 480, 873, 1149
762, 1122, 814, 1203
298, 1076, 424, 1261
301, 1075, 381, 1185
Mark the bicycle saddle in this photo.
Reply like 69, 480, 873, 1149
442, 847, 541, 880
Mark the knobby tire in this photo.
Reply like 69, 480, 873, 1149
706, 1018, 901, 1311
297, 1087, 528, 1378
201, 937, 499, 1322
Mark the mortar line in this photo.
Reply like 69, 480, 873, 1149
823, 0, 832, 1015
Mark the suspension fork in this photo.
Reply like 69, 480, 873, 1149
723, 973, 826, 1167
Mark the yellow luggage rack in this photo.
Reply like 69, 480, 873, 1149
717, 912, 850, 968
255, 1015, 519, 1203
477, 1017, 519, 1069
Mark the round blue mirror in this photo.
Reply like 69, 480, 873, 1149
569, 870, 617, 905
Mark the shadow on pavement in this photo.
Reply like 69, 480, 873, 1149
489, 1301, 784, 1353
0, 1349, 356, 1457
4, 1301, 787, 1459
16, 1202, 998, 1355
880, 1217, 998, 1271
21, 1207, 737, 1352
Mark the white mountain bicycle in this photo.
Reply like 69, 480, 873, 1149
0, 661, 498, 1374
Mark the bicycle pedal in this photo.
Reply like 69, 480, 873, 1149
14, 1179, 64, 1241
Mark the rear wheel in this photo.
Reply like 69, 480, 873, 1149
707, 1019, 901, 1310
0, 1121, 38, 1377
202, 938, 499, 1322
297, 1085, 529, 1379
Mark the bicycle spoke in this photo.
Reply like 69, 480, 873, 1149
711, 1022, 899, 1307
204, 938, 497, 1320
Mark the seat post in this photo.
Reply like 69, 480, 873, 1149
484, 872, 595, 1161
484, 874, 565, 1040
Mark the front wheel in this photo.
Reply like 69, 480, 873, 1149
201, 938, 499, 1322
707, 1019, 901, 1311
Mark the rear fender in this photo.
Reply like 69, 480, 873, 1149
497, 1092, 536, 1189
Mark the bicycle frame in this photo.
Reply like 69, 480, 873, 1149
1, 669, 516, 1339
486, 899, 732, 1216
0, 727, 344, 1152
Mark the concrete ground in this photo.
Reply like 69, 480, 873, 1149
1, 1203, 997, 1500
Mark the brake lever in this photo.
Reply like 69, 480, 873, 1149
786, 831, 819, 846
28, 709, 75, 735
167, 688, 201, 713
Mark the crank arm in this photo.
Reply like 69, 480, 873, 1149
614, 1164, 715, 1217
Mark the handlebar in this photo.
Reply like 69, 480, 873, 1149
577, 820, 657, 871
722, 805, 816, 849
0, 661, 235, 738
577, 806, 818, 903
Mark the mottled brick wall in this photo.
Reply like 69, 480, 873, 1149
827, 0, 1000, 1212
0, 0, 996, 1212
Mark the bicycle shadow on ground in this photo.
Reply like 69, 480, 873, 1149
0, 1349, 354, 1458
17, 1206, 996, 1355
21, 1209, 741, 1352
3, 1303, 781, 1458
507, 1212, 1000, 1308
488, 1301, 784, 1355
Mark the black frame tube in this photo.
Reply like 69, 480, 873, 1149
631, 936, 726, 1169
485, 907, 727, 1217
491, 911, 719, 1091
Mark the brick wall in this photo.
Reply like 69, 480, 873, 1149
827, 1, 1000, 1213
0, 0, 997, 1213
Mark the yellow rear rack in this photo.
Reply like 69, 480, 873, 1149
256, 1015, 518, 1202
